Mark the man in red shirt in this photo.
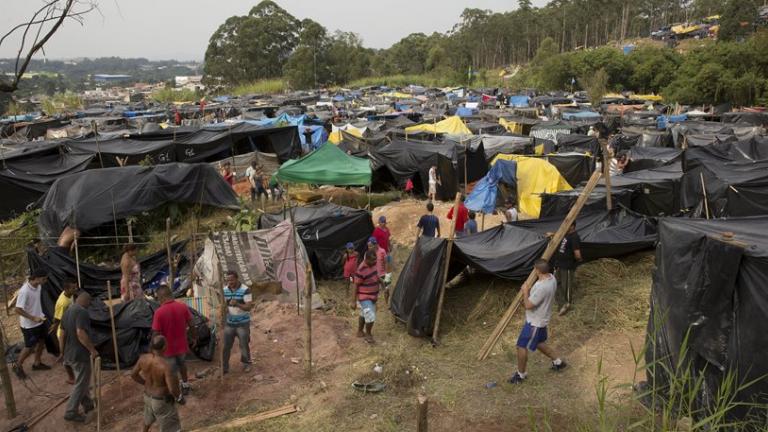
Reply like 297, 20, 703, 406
447, 195, 469, 236
371, 216, 391, 253
151, 284, 197, 402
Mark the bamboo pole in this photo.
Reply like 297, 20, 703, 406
0, 325, 16, 419
92, 121, 104, 169
431, 192, 461, 343
217, 261, 226, 382
700, 172, 710, 220
105, 281, 123, 397
417, 395, 428, 432
0, 256, 7, 317
476, 170, 602, 361
74, 234, 82, 289
127, 219, 133, 243
165, 218, 174, 287
600, 142, 612, 210
288, 205, 301, 315
303, 263, 312, 377
94, 355, 102, 432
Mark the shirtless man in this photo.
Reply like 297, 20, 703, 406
131, 335, 181, 432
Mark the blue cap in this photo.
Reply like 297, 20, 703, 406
368, 236, 378, 245
345, 242, 354, 249
378, 215, 387, 223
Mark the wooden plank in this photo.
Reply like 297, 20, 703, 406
0, 324, 16, 419
190, 405, 298, 431
476, 170, 602, 360
431, 192, 462, 342
417, 395, 428, 432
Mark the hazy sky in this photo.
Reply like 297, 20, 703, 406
1, 0, 547, 61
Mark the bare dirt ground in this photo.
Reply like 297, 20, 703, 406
0, 199, 654, 432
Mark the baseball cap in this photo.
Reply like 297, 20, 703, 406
345, 242, 354, 249
378, 216, 387, 223
368, 236, 378, 245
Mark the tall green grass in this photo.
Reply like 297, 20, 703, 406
229, 79, 287, 96
150, 87, 200, 103
40, 92, 83, 114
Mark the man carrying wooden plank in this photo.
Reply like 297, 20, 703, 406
508, 259, 567, 385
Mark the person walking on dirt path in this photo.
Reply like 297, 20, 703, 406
417, 202, 441, 238
551, 223, 583, 316
343, 242, 359, 297
222, 271, 254, 374
52, 277, 79, 384
14, 268, 51, 380
367, 237, 392, 303
372, 216, 391, 254
508, 259, 567, 385
152, 284, 197, 402
351, 251, 381, 344
428, 165, 440, 201
447, 195, 469, 237
60, 292, 98, 423
131, 335, 182, 432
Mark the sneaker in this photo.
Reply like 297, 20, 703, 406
243, 364, 252, 373
558, 303, 571, 316
64, 412, 86, 423
507, 373, 526, 384
181, 382, 191, 395
12, 365, 27, 380
32, 363, 51, 371
551, 360, 568, 372
176, 395, 186, 405
82, 399, 95, 413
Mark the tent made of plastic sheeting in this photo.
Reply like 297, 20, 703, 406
556, 134, 599, 155
721, 111, 768, 126
561, 111, 602, 122
259, 201, 374, 279
369, 140, 458, 200
670, 121, 762, 148
272, 143, 371, 186
645, 217, 768, 424
27, 243, 216, 369
392, 208, 657, 337
508, 95, 530, 107
540, 186, 633, 218
405, 116, 472, 136
529, 121, 580, 142
598, 162, 683, 216
193, 222, 318, 308
491, 154, 572, 217
536, 153, 596, 187
38, 163, 239, 240
175, 123, 301, 163
0, 152, 95, 220
66, 137, 175, 167
253, 114, 327, 151
683, 137, 768, 168
329, 123, 365, 144
682, 158, 768, 217
626, 147, 682, 173
336, 130, 390, 157
469, 135, 533, 161
465, 159, 517, 214
0, 140, 62, 163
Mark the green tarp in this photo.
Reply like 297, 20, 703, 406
273, 143, 372, 186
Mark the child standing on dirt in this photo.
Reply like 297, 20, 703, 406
343, 242, 359, 297
351, 251, 381, 344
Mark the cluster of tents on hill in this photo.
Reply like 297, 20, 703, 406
3, 84, 768, 425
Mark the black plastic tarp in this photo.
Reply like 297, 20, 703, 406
26, 243, 214, 368
370, 140, 459, 200
626, 147, 681, 173
258, 201, 374, 279
38, 163, 239, 239
175, 123, 301, 164
645, 217, 768, 424
538, 153, 595, 187
67, 137, 175, 167
540, 186, 633, 218
392, 208, 657, 337
599, 163, 683, 216
721, 111, 768, 126
556, 134, 599, 155
682, 158, 768, 217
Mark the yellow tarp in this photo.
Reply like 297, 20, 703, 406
672, 23, 701, 35
499, 118, 523, 134
383, 91, 413, 99
405, 116, 472, 136
329, 124, 364, 144
491, 155, 572, 217
629, 94, 663, 102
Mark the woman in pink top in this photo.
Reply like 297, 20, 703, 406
120, 243, 143, 301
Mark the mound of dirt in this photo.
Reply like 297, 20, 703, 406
372, 198, 507, 247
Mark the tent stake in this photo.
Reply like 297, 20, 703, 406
431, 192, 461, 343
105, 281, 123, 398
476, 170, 602, 360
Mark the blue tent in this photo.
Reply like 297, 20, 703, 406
508, 95, 530, 108
465, 159, 517, 214
657, 114, 688, 130
456, 107, 476, 117
249, 114, 326, 151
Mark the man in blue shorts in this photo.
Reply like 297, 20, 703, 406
508, 259, 567, 384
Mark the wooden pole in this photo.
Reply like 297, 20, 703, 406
165, 218, 174, 287
463, 139, 469, 195
0, 256, 7, 317
700, 172, 710, 220
431, 192, 461, 342
303, 263, 312, 377
288, 206, 301, 315
95, 355, 101, 432
0, 325, 16, 419
127, 219, 133, 243
74, 234, 82, 289
92, 121, 105, 169
476, 170, 602, 360
600, 142, 612, 210
481, 213, 485, 231
417, 395, 428, 432
105, 281, 123, 397
216, 262, 226, 382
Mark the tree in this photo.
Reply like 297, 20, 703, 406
582, 68, 609, 107
0, 0, 96, 93
204, 0, 300, 85
719, 0, 759, 41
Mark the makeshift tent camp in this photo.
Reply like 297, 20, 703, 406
536, 153, 595, 187
392, 208, 657, 336
598, 163, 683, 216
465, 159, 517, 214
193, 222, 316, 306
405, 116, 472, 136
645, 217, 768, 424
369, 140, 459, 200
272, 143, 371, 186
66, 137, 175, 167
38, 163, 239, 240
27, 243, 215, 368
491, 155, 572, 217
540, 187, 633, 218
626, 147, 682, 173
175, 123, 301, 163
259, 201, 374, 278
682, 158, 768, 217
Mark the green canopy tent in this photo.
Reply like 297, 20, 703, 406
272, 142, 372, 186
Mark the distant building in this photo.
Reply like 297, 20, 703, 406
175, 75, 204, 91
92, 74, 132, 83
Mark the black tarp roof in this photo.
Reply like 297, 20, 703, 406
598, 163, 683, 216
556, 134, 599, 155
646, 217, 768, 423
67, 137, 175, 167
682, 158, 768, 217
369, 140, 461, 199
38, 163, 239, 239
537, 153, 595, 187
392, 208, 657, 337
540, 186, 633, 218
626, 147, 682, 173
259, 201, 373, 279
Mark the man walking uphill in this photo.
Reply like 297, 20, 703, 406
132, 335, 182, 432
59, 292, 98, 423
552, 223, 582, 316
508, 259, 567, 385
152, 284, 196, 402
222, 271, 254, 374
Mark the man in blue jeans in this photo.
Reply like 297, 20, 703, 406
222, 271, 254, 374
508, 259, 567, 384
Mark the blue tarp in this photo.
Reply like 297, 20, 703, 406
561, 111, 601, 121
657, 114, 688, 130
465, 159, 517, 214
456, 107, 476, 117
250, 114, 325, 151
508, 95, 530, 108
